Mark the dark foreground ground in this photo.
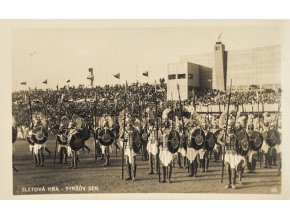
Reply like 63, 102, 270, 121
13, 137, 281, 195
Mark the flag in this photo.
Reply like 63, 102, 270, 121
43, 79, 47, 84
87, 75, 94, 80
66, 79, 70, 83
113, 73, 120, 79
142, 71, 149, 77
20, 82, 27, 85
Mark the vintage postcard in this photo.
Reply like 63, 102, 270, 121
1, 20, 289, 199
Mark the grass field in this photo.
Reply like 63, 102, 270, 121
13, 136, 281, 195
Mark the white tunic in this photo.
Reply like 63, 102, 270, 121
120, 127, 137, 164
147, 127, 160, 156
261, 140, 270, 153
198, 149, 207, 159
186, 148, 199, 163
178, 147, 187, 157
33, 143, 46, 155
223, 150, 245, 170
159, 129, 173, 167
101, 145, 112, 154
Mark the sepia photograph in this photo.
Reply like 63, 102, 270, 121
10, 20, 283, 197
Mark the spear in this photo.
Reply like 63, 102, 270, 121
155, 81, 161, 182
221, 79, 232, 183
28, 95, 34, 158
177, 84, 188, 172
257, 91, 262, 168
121, 81, 128, 180
93, 92, 98, 163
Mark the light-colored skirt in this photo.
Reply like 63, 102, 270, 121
147, 140, 158, 156
186, 148, 199, 163
159, 149, 173, 167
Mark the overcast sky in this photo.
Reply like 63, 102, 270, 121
12, 20, 282, 91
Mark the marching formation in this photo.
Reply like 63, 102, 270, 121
12, 83, 282, 190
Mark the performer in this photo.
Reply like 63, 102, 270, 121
186, 121, 199, 177
211, 122, 221, 162
199, 122, 210, 172
218, 111, 241, 189
67, 114, 88, 169
246, 117, 258, 173
235, 116, 248, 185
27, 129, 36, 163
147, 118, 161, 175
177, 121, 187, 169
32, 114, 48, 167
261, 113, 271, 168
140, 118, 149, 161
159, 120, 174, 183
99, 115, 114, 166
121, 117, 140, 181
56, 116, 70, 164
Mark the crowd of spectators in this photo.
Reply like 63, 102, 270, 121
12, 80, 281, 129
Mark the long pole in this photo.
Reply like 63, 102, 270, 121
257, 92, 262, 168
221, 79, 232, 183
177, 84, 188, 172
155, 81, 161, 182
122, 81, 127, 180
93, 93, 98, 163
177, 84, 185, 134
28, 95, 33, 127
28, 94, 34, 159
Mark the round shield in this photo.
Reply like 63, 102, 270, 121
205, 131, 216, 151
168, 129, 180, 153
57, 129, 68, 145
69, 132, 85, 151
98, 128, 115, 146
249, 131, 263, 151
190, 128, 205, 150
266, 129, 281, 147
12, 127, 17, 143
132, 129, 142, 153
140, 128, 148, 145
31, 126, 49, 144
237, 131, 249, 156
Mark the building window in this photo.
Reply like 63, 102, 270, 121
178, 74, 186, 79
168, 74, 176, 80
215, 46, 219, 51
188, 74, 193, 79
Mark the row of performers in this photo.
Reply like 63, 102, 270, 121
14, 109, 281, 188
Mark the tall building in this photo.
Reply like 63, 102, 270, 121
167, 41, 280, 100
213, 42, 227, 91
166, 62, 200, 100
